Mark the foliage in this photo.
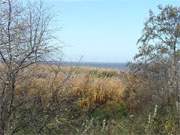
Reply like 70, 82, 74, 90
0, 2, 180, 135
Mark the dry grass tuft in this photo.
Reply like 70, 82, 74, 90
16, 65, 126, 110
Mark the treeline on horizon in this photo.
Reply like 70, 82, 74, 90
0, 0, 179, 135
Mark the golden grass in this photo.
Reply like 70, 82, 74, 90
16, 64, 126, 110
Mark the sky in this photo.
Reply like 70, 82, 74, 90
44, 0, 180, 63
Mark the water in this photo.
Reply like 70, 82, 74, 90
59, 61, 128, 70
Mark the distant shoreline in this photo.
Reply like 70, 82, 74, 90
41, 61, 128, 70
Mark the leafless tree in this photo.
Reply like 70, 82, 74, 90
0, 0, 53, 134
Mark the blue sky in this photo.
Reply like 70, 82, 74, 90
44, 0, 180, 63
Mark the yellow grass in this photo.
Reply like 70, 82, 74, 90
16, 64, 126, 110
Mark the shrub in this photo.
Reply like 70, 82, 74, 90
90, 101, 128, 121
